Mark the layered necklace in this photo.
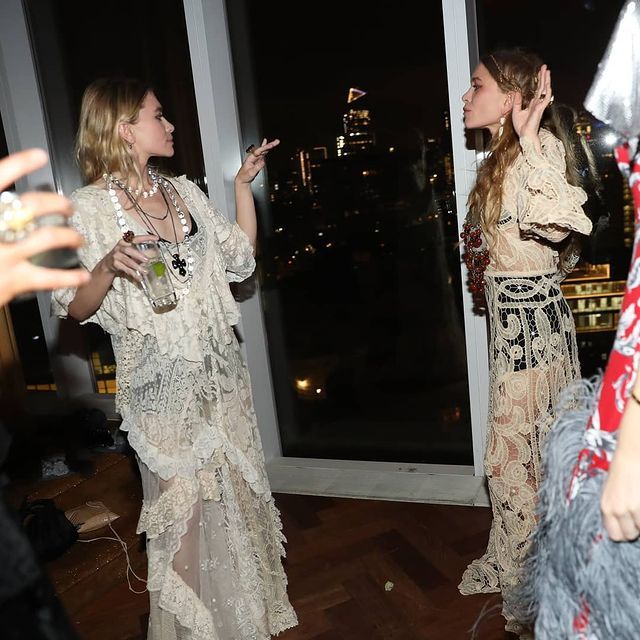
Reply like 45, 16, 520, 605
113, 166, 159, 199
104, 170, 195, 298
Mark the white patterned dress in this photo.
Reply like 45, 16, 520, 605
457, 130, 592, 634
52, 176, 297, 640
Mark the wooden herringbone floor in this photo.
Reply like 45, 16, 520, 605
15, 453, 511, 640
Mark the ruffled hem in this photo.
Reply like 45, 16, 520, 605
268, 609, 299, 636
272, 503, 288, 560
459, 555, 501, 596
150, 566, 298, 640
122, 418, 272, 500
152, 567, 218, 640
141, 480, 297, 639
137, 475, 198, 539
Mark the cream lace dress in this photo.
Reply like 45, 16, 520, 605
457, 130, 592, 633
52, 177, 297, 640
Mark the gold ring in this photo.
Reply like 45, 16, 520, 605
245, 144, 256, 154
0, 191, 35, 243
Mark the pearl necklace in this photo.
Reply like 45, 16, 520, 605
108, 167, 159, 199
104, 172, 195, 299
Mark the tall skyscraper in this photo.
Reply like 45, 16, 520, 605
337, 87, 375, 157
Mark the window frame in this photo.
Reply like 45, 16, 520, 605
0, 0, 490, 503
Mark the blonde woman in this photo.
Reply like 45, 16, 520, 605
52, 78, 297, 639
457, 50, 593, 635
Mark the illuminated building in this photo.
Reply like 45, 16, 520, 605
622, 179, 634, 248
339, 87, 375, 157
297, 149, 310, 189
561, 265, 625, 333
309, 147, 327, 194
559, 112, 626, 345
575, 112, 592, 140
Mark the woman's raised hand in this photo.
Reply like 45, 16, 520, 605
236, 138, 280, 184
102, 233, 158, 282
511, 64, 553, 143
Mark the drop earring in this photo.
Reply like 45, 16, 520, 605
498, 116, 506, 139
128, 142, 133, 150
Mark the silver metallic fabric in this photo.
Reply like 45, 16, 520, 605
585, 0, 640, 138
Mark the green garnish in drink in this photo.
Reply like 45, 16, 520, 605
151, 261, 166, 278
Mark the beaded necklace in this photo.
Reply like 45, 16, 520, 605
113, 166, 159, 199
460, 220, 490, 294
104, 171, 195, 298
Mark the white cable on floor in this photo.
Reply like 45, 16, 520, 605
76, 501, 148, 595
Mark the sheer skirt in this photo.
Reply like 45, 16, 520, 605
114, 328, 296, 640
458, 272, 580, 633
139, 459, 296, 640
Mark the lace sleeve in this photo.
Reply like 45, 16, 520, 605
517, 130, 592, 243
183, 179, 256, 283
50, 189, 126, 335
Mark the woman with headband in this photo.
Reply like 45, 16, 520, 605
458, 49, 595, 636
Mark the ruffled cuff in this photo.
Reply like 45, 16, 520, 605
51, 283, 127, 337
518, 135, 591, 242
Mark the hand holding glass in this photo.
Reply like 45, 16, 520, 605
134, 240, 176, 309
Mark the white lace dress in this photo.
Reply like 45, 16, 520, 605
52, 176, 297, 640
457, 130, 592, 634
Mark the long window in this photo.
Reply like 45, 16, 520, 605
228, 0, 475, 464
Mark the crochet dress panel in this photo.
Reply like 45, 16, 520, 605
52, 177, 297, 640
458, 129, 592, 635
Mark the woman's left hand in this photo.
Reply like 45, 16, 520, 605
236, 138, 280, 184
511, 64, 552, 143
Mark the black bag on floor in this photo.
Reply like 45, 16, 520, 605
19, 498, 78, 563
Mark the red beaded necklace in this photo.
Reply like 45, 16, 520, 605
460, 220, 490, 293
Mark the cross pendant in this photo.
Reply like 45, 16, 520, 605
172, 253, 187, 276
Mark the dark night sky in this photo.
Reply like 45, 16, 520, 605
477, 0, 626, 110
243, 0, 451, 167
242, 0, 626, 171
41, 0, 628, 180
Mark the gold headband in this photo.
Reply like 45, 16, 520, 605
488, 54, 526, 92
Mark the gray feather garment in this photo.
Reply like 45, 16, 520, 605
515, 377, 640, 640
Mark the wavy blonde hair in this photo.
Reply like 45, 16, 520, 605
75, 78, 153, 185
467, 49, 588, 247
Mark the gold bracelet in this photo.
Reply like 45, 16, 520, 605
631, 390, 640, 406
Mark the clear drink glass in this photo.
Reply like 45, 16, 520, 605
134, 241, 176, 309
